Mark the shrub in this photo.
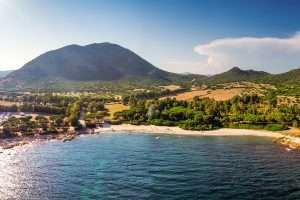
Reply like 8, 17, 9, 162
109, 120, 122, 125
264, 123, 288, 131
149, 119, 176, 126
226, 123, 264, 130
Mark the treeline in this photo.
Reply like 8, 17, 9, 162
0, 94, 111, 128
82, 101, 109, 128
20, 94, 76, 106
0, 93, 115, 107
122, 88, 188, 104
0, 93, 115, 138
66, 100, 108, 128
0, 93, 77, 106
114, 94, 300, 131
66, 101, 81, 127
0, 104, 65, 115
0, 115, 67, 138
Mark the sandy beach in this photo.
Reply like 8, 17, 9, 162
96, 124, 285, 137
2, 124, 300, 151
96, 124, 300, 149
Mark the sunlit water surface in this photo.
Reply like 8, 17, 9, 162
1, 133, 300, 200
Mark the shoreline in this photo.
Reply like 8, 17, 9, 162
96, 124, 285, 137
0, 131, 83, 151
1, 124, 300, 151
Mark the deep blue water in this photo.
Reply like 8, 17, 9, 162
1, 133, 300, 200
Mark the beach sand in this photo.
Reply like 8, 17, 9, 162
96, 124, 284, 137
2, 124, 300, 151
96, 124, 300, 149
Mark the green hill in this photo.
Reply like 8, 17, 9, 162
0, 43, 176, 89
1, 42, 299, 92
261, 68, 300, 85
206, 67, 270, 84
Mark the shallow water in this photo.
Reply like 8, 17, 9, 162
1, 133, 300, 200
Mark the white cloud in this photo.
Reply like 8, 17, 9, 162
194, 32, 300, 74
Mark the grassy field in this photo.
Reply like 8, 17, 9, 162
105, 103, 129, 119
161, 82, 274, 101
163, 88, 244, 101
159, 85, 182, 91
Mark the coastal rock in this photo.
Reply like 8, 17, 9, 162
62, 135, 76, 142
274, 137, 300, 150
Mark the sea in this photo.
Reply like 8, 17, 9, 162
1, 132, 300, 200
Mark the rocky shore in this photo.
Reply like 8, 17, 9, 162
274, 136, 300, 150
0, 132, 80, 150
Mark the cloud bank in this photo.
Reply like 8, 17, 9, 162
194, 33, 300, 74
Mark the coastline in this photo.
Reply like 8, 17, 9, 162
98, 125, 300, 149
0, 131, 81, 151
96, 124, 285, 137
1, 124, 300, 151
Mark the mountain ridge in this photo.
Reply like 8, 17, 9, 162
0, 42, 299, 90
7, 43, 169, 82
205, 66, 270, 84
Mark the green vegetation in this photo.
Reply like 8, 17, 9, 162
225, 123, 288, 131
66, 102, 81, 127
0, 115, 69, 138
3, 41, 300, 97
0, 82, 299, 140
0, 43, 200, 91
114, 94, 298, 131
83, 101, 109, 128
203, 67, 270, 86
264, 124, 288, 131
3, 42, 300, 140
122, 87, 188, 104
0, 92, 115, 138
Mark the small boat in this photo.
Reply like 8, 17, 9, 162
286, 148, 292, 152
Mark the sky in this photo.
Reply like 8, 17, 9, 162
1, 0, 300, 74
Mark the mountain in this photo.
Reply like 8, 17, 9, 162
0, 70, 13, 78
260, 68, 300, 85
0, 43, 173, 89
206, 67, 270, 84
0, 42, 291, 91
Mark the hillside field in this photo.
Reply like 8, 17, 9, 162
105, 103, 129, 119
162, 82, 273, 101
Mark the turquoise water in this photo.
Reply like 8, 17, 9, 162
1, 133, 300, 200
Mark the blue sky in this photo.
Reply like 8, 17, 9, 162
1, 0, 300, 74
